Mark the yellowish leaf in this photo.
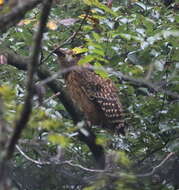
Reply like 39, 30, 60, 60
96, 136, 107, 146
18, 19, 36, 26
0, 0, 4, 5
48, 134, 70, 147
47, 21, 58, 30
117, 151, 131, 167
83, 0, 94, 5
0, 85, 15, 101
72, 47, 88, 55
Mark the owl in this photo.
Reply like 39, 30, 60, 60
54, 48, 125, 135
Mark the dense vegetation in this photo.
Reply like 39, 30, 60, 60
0, 0, 179, 189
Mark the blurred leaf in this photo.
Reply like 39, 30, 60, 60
18, 19, 36, 26
117, 151, 131, 167
92, 32, 101, 42
83, 0, 94, 6
0, 0, 4, 5
83, 0, 117, 16
168, 142, 179, 152
47, 20, 58, 30
94, 62, 109, 78
58, 18, 77, 26
96, 136, 107, 146
48, 134, 70, 147
0, 85, 15, 101
78, 54, 95, 65
72, 47, 88, 54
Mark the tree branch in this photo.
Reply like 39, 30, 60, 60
5, 0, 53, 160
106, 68, 179, 100
15, 144, 105, 172
0, 50, 82, 123
0, 0, 43, 33
0, 50, 105, 169
137, 152, 175, 177
0, 98, 8, 187
29, 64, 179, 100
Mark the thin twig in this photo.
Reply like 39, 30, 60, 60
16, 144, 175, 177
137, 152, 175, 177
16, 145, 51, 165
137, 139, 170, 165
44, 92, 61, 103
70, 8, 91, 43
15, 144, 105, 172
64, 161, 105, 172
41, 8, 90, 64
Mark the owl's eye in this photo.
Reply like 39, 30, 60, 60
54, 49, 65, 57
72, 54, 76, 58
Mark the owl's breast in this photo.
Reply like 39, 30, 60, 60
66, 71, 105, 125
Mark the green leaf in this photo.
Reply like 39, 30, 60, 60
94, 62, 109, 78
0, 85, 15, 101
91, 48, 105, 56
78, 55, 95, 65
117, 151, 131, 167
92, 32, 101, 42
88, 41, 103, 50
83, 0, 117, 16
48, 134, 70, 147
94, 0, 117, 16
83, 0, 95, 6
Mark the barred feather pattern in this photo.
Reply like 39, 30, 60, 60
55, 48, 125, 135
66, 68, 125, 135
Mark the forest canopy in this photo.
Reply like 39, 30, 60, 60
0, 0, 179, 190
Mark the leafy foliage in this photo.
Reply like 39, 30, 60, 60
0, 0, 179, 190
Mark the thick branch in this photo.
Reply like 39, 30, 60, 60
1, 50, 82, 123
0, 50, 105, 169
114, 71, 179, 100
0, 0, 43, 33
0, 98, 7, 185
5, 0, 53, 160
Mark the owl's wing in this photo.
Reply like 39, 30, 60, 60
77, 69, 124, 134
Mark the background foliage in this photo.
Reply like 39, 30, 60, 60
0, 0, 179, 189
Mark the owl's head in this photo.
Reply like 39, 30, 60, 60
54, 48, 81, 69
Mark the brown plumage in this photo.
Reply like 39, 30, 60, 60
54, 48, 125, 135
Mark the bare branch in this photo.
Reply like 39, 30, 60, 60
16, 145, 51, 165
0, 50, 82, 122
111, 69, 179, 100
0, 50, 105, 169
44, 92, 61, 103
0, 0, 43, 33
5, 0, 53, 160
137, 152, 175, 177
16, 144, 105, 172
16, 143, 175, 178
